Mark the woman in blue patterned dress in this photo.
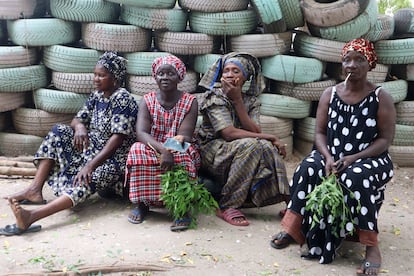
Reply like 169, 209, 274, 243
270, 39, 396, 275
4, 52, 138, 235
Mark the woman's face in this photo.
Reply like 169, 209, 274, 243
94, 64, 115, 93
342, 51, 370, 79
222, 62, 246, 85
155, 64, 180, 91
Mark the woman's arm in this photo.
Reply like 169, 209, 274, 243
73, 133, 126, 186
176, 98, 198, 143
314, 87, 336, 174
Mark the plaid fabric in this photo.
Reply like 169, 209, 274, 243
126, 92, 200, 204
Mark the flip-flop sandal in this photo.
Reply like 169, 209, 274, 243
216, 208, 249, 226
18, 199, 47, 205
170, 218, 191, 232
270, 231, 294, 249
0, 224, 42, 236
127, 204, 149, 224
356, 260, 381, 276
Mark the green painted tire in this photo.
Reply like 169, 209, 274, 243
43, 45, 101, 73
377, 80, 408, 104
33, 88, 89, 114
189, 9, 257, 35
250, 0, 283, 25
396, 100, 414, 126
375, 38, 414, 65
50, 0, 120, 23
125, 52, 171, 76
258, 93, 311, 119
293, 32, 345, 63
7, 18, 80, 47
261, 55, 325, 84
121, 6, 188, 32
0, 65, 47, 93
193, 54, 222, 74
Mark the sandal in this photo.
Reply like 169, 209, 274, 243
270, 231, 294, 249
127, 203, 149, 224
216, 208, 249, 226
356, 260, 381, 276
170, 217, 191, 232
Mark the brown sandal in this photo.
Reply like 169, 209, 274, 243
270, 231, 294, 249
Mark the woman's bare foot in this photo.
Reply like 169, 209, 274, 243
4, 187, 44, 204
8, 198, 32, 231
356, 245, 382, 275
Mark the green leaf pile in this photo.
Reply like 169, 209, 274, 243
305, 173, 361, 238
160, 165, 219, 228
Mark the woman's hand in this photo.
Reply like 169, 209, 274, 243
73, 164, 93, 187
273, 140, 287, 158
332, 155, 355, 174
73, 124, 89, 152
221, 77, 243, 102
160, 150, 174, 171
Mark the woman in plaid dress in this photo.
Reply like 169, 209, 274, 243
126, 55, 200, 231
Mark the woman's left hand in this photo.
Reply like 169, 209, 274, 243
274, 141, 287, 158
332, 156, 354, 174
73, 164, 93, 187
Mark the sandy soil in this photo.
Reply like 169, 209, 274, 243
0, 157, 413, 276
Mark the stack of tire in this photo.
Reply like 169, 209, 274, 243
0, 0, 413, 167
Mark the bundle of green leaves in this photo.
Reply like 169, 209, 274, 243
160, 165, 219, 228
305, 173, 361, 238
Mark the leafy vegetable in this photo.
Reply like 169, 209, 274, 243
160, 165, 219, 228
305, 173, 361, 238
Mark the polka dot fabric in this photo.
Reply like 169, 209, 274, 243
288, 86, 394, 264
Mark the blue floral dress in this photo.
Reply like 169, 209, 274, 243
34, 88, 138, 205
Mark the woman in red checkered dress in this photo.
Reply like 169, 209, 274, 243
125, 55, 200, 231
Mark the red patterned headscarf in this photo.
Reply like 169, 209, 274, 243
152, 55, 186, 81
341, 38, 377, 69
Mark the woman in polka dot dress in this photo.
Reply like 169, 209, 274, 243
270, 38, 396, 275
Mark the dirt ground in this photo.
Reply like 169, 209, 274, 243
0, 156, 413, 276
